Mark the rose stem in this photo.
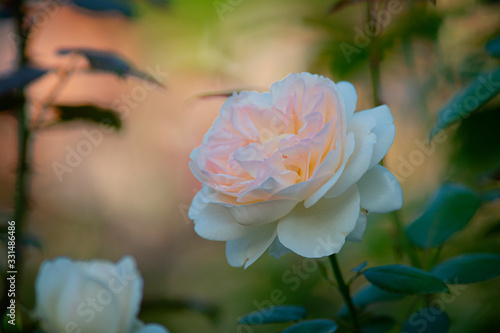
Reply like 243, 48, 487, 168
329, 254, 361, 333
391, 211, 421, 268
1, 0, 30, 312
367, 0, 383, 107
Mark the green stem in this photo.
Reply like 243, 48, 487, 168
391, 211, 421, 268
1, 0, 30, 313
329, 254, 360, 333
367, 0, 382, 106
425, 245, 443, 271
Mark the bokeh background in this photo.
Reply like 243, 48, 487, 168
0, 0, 499, 332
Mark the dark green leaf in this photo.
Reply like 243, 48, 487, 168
430, 67, 500, 139
70, 0, 135, 17
361, 316, 396, 333
450, 106, 500, 178
58, 48, 163, 87
338, 285, 403, 317
282, 319, 338, 333
477, 166, 500, 185
363, 265, 449, 295
0, 67, 47, 96
238, 306, 306, 325
401, 307, 450, 333
55, 105, 122, 130
351, 261, 367, 273
431, 253, 500, 284
406, 183, 481, 248
486, 35, 500, 58
484, 220, 500, 237
480, 188, 500, 202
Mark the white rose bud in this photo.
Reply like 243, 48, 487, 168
34, 256, 168, 333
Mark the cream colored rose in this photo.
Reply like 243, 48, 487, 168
34, 256, 169, 333
189, 72, 402, 268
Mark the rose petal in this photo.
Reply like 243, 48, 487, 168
55, 265, 122, 333
190, 188, 251, 241
269, 237, 291, 258
346, 212, 367, 242
337, 81, 358, 118
357, 105, 395, 167
324, 113, 377, 199
270, 173, 332, 201
277, 185, 361, 258
114, 256, 144, 333
226, 223, 277, 268
357, 165, 403, 213
35, 258, 76, 331
303, 132, 355, 208
228, 198, 298, 226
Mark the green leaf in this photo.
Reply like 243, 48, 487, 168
486, 35, 500, 58
351, 261, 367, 273
55, 105, 122, 130
484, 220, 500, 237
361, 316, 396, 333
0, 66, 47, 96
431, 253, 500, 284
338, 284, 403, 317
430, 67, 500, 139
363, 265, 449, 295
57, 48, 164, 87
480, 188, 500, 202
238, 306, 306, 325
70, 0, 135, 17
282, 319, 338, 333
406, 183, 481, 248
401, 307, 450, 333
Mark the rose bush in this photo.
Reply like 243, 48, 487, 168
34, 256, 168, 333
189, 72, 402, 268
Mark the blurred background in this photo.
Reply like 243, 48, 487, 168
0, 0, 499, 332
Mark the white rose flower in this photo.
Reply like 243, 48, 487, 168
189, 72, 403, 268
34, 256, 169, 333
